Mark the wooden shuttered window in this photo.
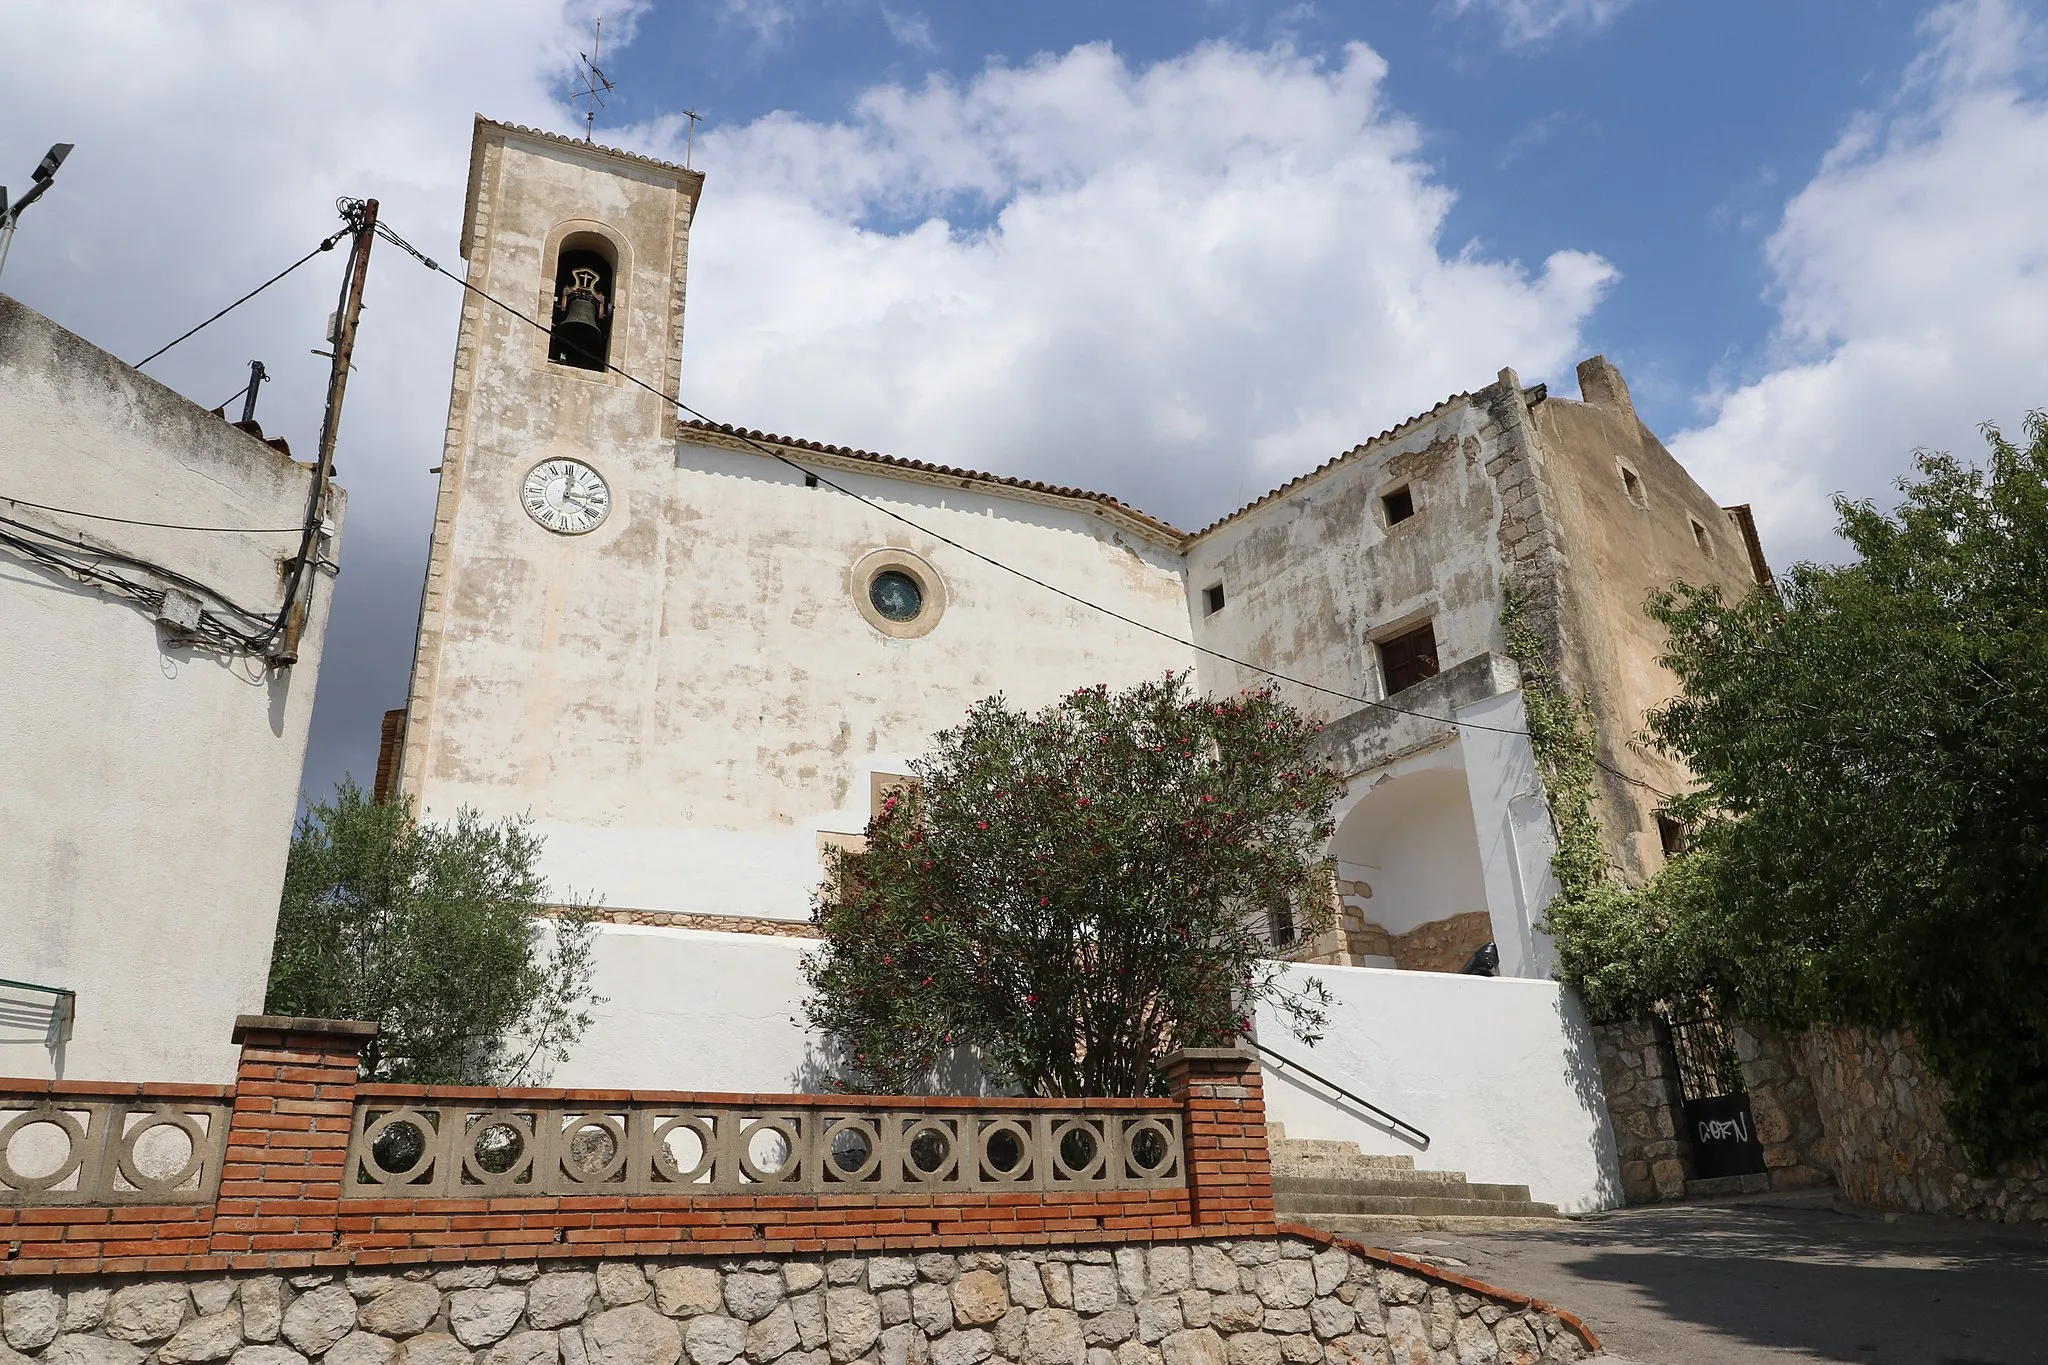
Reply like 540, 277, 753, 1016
1378, 621, 1440, 696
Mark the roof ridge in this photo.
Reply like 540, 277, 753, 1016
675, 419, 1189, 542
1185, 392, 1472, 540
479, 116, 702, 182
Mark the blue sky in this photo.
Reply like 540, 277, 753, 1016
609, 0, 1919, 431
3, 0, 2045, 802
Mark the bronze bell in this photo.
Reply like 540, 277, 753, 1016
553, 266, 609, 365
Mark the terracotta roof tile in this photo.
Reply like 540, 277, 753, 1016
1185, 392, 1472, 540
480, 117, 701, 182
676, 419, 1188, 542
677, 386, 1477, 551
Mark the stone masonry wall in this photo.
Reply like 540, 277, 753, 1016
1587, 1021, 1685, 1204
1797, 1026, 2048, 1225
1727, 1026, 1832, 1195
0, 1237, 1593, 1365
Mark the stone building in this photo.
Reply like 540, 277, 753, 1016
0, 294, 346, 1085
385, 120, 1764, 1115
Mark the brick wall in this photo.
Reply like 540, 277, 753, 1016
0, 1021, 1274, 1278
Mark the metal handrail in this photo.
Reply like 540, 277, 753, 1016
0, 977, 76, 1043
1249, 1038, 1430, 1150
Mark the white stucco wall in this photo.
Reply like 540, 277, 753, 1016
406, 127, 1196, 922
1328, 750, 1490, 938
1256, 962, 1622, 1213
544, 928, 827, 1091
0, 294, 342, 1085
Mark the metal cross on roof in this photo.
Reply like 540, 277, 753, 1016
570, 19, 616, 143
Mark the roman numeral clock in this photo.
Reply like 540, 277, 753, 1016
521, 458, 612, 534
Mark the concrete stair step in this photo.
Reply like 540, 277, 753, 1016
1295, 1212, 1571, 1234
1276, 1194, 1561, 1219
1274, 1177, 1475, 1198
1274, 1179, 1537, 1205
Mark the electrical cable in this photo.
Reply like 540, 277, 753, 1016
212, 380, 253, 414
376, 217, 1679, 803
133, 231, 345, 369
1, 494, 303, 534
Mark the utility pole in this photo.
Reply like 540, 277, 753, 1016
276, 197, 376, 665
0, 142, 74, 283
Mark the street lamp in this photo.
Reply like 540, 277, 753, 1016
0, 142, 74, 283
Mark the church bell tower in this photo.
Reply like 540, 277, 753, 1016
395, 117, 704, 811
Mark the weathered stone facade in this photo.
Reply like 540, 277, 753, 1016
1794, 1026, 2048, 1225
0, 1239, 1592, 1365
1588, 1020, 1687, 1204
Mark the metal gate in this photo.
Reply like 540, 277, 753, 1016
1661, 1010, 1767, 1180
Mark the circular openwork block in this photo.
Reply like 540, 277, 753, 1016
1121, 1117, 1179, 1179
558, 1113, 629, 1185
0, 1105, 87, 1194
116, 1107, 206, 1195
976, 1117, 1035, 1184
738, 1117, 804, 1184
822, 1117, 883, 1183
652, 1115, 716, 1184
460, 1111, 538, 1187
1050, 1118, 1107, 1182
358, 1109, 439, 1187
900, 1118, 960, 1183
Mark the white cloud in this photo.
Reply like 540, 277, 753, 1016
881, 7, 936, 53
718, 0, 800, 46
0, 0, 622, 802
0, 11, 1610, 798
623, 40, 1613, 528
1670, 0, 2048, 566
1449, 0, 1636, 45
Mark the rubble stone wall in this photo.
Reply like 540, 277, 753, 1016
1796, 1026, 2048, 1225
1587, 1020, 1686, 1204
0, 1236, 1594, 1365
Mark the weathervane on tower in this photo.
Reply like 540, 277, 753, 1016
570, 20, 616, 143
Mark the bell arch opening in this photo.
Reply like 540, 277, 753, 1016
549, 233, 617, 372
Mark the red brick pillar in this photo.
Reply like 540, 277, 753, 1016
1164, 1045, 1276, 1235
210, 1015, 377, 1258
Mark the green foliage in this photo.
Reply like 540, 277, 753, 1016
802, 674, 1344, 1098
1535, 414, 2048, 1169
1503, 577, 1716, 1023
267, 779, 603, 1084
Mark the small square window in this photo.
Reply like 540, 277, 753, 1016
1378, 620, 1440, 696
1382, 486, 1415, 525
803, 473, 819, 489
1203, 584, 1226, 616
1620, 465, 1645, 507
1656, 814, 1688, 857
1690, 517, 1714, 555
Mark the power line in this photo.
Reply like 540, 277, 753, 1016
133, 232, 344, 369
375, 218, 1678, 803
1, 494, 303, 534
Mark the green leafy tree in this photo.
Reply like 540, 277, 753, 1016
267, 779, 603, 1084
802, 674, 1344, 1098
1545, 414, 2048, 1168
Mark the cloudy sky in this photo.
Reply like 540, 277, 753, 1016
3, 0, 2045, 804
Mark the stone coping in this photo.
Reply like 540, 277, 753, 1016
354, 1085, 1181, 1110
231, 1015, 381, 1043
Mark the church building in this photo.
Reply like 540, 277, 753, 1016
387, 119, 1767, 1097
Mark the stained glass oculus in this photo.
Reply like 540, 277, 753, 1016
869, 569, 925, 622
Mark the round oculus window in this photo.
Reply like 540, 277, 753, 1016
868, 569, 925, 622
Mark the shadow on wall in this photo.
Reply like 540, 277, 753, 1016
1555, 989, 1628, 1211
1265, 1057, 1431, 1154
0, 987, 66, 1079
787, 1036, 1007, 1098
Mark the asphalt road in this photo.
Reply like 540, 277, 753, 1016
1379, 1198, 2048, 1365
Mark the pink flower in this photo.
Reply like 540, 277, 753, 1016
977, 820, 990, 830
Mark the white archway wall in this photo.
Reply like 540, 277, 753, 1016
1329, 753, 1489, 937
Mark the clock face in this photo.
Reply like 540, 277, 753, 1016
521, 458, 611, 535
